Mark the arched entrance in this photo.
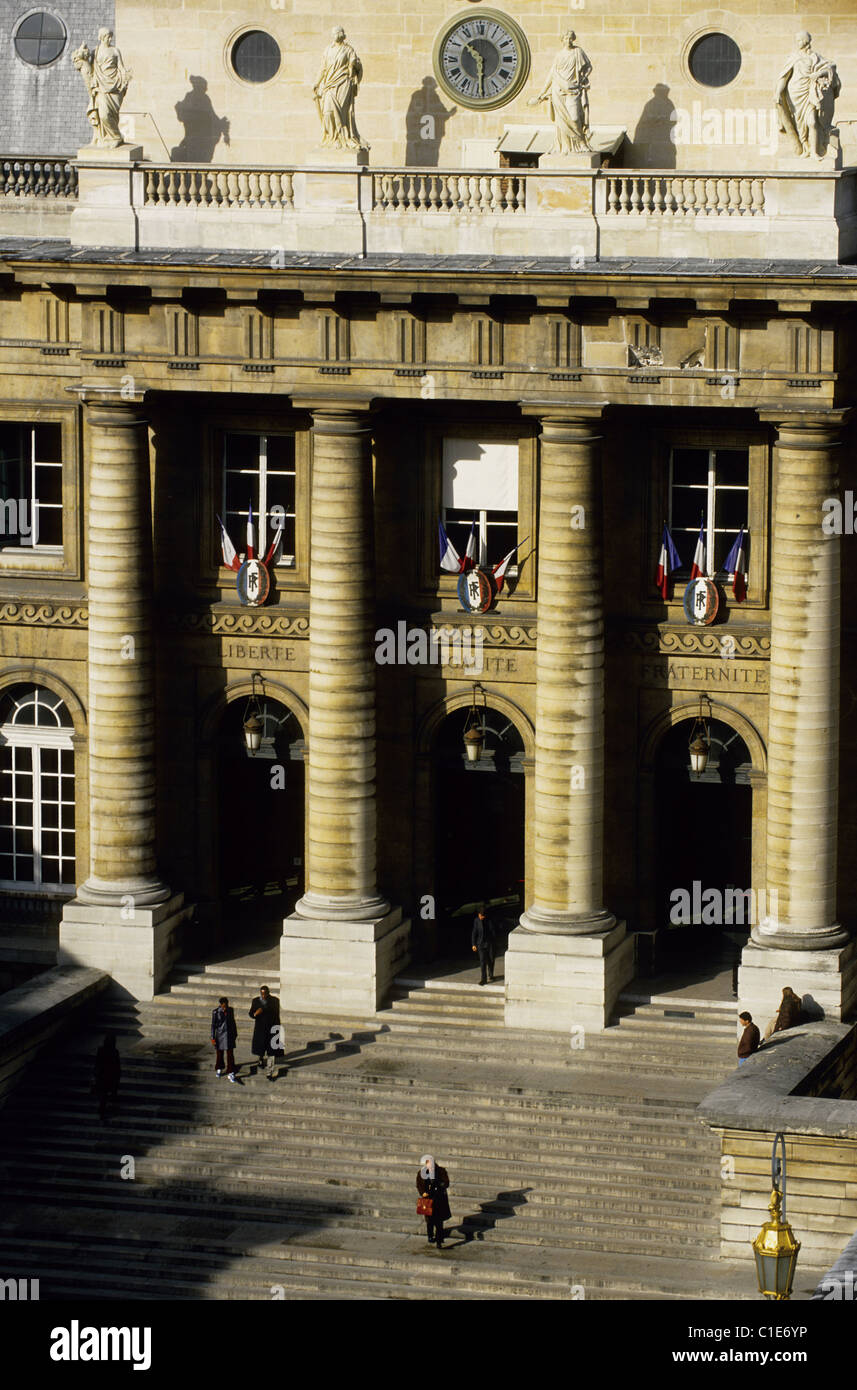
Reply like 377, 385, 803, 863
652, 716, 753, 975
216, 695, 305, 946
432, 703, 526, 967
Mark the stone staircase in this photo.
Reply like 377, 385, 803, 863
0, 960, 795, 1300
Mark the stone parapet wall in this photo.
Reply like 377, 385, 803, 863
0, 964, 110, 1113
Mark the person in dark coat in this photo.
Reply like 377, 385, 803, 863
471, 906, 496, 984
773, 986, 803, 1033
249, 985, 281, 1080
210, 996, 238, 1082
94, 1032, 120, 1121
737, 1011, 760, 1065
417, 1154, 451, 1249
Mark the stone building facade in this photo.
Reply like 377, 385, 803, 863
0, 1, 855, 1029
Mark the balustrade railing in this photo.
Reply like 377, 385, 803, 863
0, 159, 78, 199
604, 173, 765, 217
373, 171, 526, 214
143, 165, 295, 210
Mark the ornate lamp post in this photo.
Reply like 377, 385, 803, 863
463, 683, 487, 763
752, 1132, 801, 1299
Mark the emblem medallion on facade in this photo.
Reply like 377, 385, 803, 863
683, 577, 720, 626
457, 567, 496, 613
433, 9, 531, 110
237, 558, 271, 607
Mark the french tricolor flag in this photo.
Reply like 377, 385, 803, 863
723, 527, 747, 602
655, 524, 681, 599
463, 518, 477, 572
217, 515, 241, 572
438, 520, 461, 573
689, 522, 706, 581
493, 542, 518, 593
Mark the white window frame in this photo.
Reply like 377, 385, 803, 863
0, 421, 63, 554
668, 445, 749, 577
0, 720, 75, 891
222, 431, 296, 567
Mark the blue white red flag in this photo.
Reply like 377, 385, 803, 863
217, 515, 241, 572
689, 522, 706, 581
655, 524, 681, 599
493, 538, 525, 593
264, 515, 285, 567
438, 520, 461, 573
723, 527, 747, 602
463, 518, 478, 571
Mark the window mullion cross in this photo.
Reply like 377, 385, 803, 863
706, 449, 717, 577
258, 437, 268, 560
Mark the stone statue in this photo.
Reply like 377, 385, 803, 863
313, 26, 369, 151
775, 31, 840, 159
72, 28, 133, 149
529, 29, 592, 154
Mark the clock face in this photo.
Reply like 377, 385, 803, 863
433, 9, 530, 110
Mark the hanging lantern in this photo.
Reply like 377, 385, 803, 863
242, 672, 264, 754
463, 684, 486, 763
688, 695, 711, 777
752, 1134, 801, 1300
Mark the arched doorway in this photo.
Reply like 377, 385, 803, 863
216, 695, 305, 946
433, 704, 525, 967
653, 717, 753, 976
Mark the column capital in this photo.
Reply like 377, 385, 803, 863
67, 384, 147, 407
757, 407, 853, 440
520, 400, 609, 423
290, 393, 377, 418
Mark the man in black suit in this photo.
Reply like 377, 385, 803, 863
471, 906, 496, 985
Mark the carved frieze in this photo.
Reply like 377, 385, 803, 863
619, 627, 771, 659
0, 601, 88, 628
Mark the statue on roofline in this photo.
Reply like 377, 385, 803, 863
73, 28, 133, 149
776, 31, 840, 160
529, 29, 592, 155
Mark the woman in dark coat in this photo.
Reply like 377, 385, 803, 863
773, 986, 803, 1033
94, 1032, 120, 1121
417, 1154, 451, 1249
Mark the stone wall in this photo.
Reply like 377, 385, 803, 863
107, 0, 857, 170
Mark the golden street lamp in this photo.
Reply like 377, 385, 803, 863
688, 694, 712, 777
752, 1133, 801, 1300
463, 683, 486, 764
242, 671, 264, 754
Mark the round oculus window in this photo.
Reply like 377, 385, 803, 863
230, 29, 281, 84
688, 33, 741, 88
14, 11, 67, 67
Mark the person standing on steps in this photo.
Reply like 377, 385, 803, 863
737, 1011, 760, 1066
210, 996, 238, 1082
93, 1031, 121, 1121
249, 985, 281, 1081
417, 1154, 451, 1249
471, 905, 496, 984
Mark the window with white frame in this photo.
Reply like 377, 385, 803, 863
0, 422, 63, 549
442, 437, 518, 569
222, 432, 296, 566
669, 446, 749, 575
0, 686, 75, 889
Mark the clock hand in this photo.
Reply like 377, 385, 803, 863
463, 42, 485, 95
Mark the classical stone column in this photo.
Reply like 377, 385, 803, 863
506, 407, 632, 1031
281, 400, 409, 1012
60, 388, 184, 998
740, 409, 856, 1020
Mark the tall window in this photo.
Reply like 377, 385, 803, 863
222, 432, 296, 567
442, 437, 518, 568
669, 446, 749, 575
0, 685, 75, 889
0, 422, 63, 549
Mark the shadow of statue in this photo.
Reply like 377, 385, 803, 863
453, 1187, 533, 1244
629, 84, 677, 168
170, 76, 230, 163
405, 78, 457, 166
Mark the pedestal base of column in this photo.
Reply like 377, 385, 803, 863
504, 921, 633, 1033
738, 937, 857, 1023
59, 893, 188, 1002
280, 906, 411, 1015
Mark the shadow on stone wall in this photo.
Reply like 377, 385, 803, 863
170, 77, 230, 163
627, 84, 677, 168
404, 78, 457, 166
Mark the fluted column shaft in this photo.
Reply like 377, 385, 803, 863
754, 411, 850, 950
520, 410, 615, 935
79, 398, 168, 905
296, 408, 388, 921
